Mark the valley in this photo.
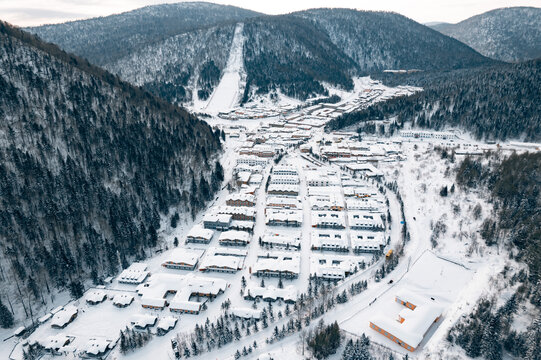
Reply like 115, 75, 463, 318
0, 3, 540, 360
2, 73, 538, 360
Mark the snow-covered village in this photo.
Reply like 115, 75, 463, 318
0, 2, 540, 360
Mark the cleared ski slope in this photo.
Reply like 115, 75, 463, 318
205, 23, 245, 114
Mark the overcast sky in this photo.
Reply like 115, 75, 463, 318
1, 0, 539, 27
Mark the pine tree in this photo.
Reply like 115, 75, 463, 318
481, 316, 502, 360
0, 299, 14, 328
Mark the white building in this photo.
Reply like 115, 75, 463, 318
306, 170, 341, 187
261, 232, 301, 250
310, 256, 356, 281
370, 291, 443, 352
269, 174, 300, 185
162, 248, 204, 270
203, 213, 232, 231
186, 225, 214, 244
348, 211, 384, 231
272, 165, 298, 176
118, 262, 149, 284
351, 231, 385, 253
266, 196, 302, 210
311, 230, 349, 252
244, 285, 297, 304
267, 184, 300, 196
218, 230, 251, 246
311, 211, 345, 229
236, 155, 269, 167
266, 209, 303, 227
253, 252, 300, 278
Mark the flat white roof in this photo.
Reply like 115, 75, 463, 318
187, 225, 214, 240
371, 296, 443, 348
164, 248, 204, 266
253, 252, 300, 274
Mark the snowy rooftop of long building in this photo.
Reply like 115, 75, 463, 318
253, 252, 301, 274
218, 230, 251, 242
163, 248, 204, 266
118, 262, 149, 284
245, 285, 297, 301
187, 225, 214, 240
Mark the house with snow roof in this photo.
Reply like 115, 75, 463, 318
161, 248, 204, 270
369, 292, 443, 352
186, 225, 214, 244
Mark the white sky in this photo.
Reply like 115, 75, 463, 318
1, 0, 539, 27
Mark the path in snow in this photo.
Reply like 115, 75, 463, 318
204, 23, 245, 114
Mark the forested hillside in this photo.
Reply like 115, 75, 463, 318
296, 8, 495, 72
327, 60, 541, 141
241, 15, 358, 101
26, 4, 496, 103
27, 2, 259, 66
106, 24, 236, 104
432, 7, 541, 62
0, 21, 223, 323
447, 152, 541, 359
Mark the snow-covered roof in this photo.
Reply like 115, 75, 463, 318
132, 314, 157, 328
218, 206, 255, 217
169, 300, 202, 312
371, 295, 443, 348
266, 196, 302, 209
187, 225, 214, 240
38, 313, 52, 324
50, 305, 78, 328
40, 333, 71, 351
163, 248, 204, 267
245, 285, 297, 302
82, 338, 111, 355
138, 273, 227, 310
86, 290, 107, 303
141, 296, 167, 308
230, 307, 262, 319
199, 253, 243, 271
203, 213, 232, 224
118, 262, 149, 284
311, 230, 348, 248
218, 230, 250, 243
14, 326, 25, 336
265, 208, 303, 224
226, 193, 256, 203
267, 183, 300, 193
262, 232, 301, 248
157, 316, 177, 331
310, 255, 355, 279
112, 294, 134, 306
311, 211, 345, 227
253, 253, 300, 275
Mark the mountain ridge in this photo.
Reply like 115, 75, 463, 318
431, 7, 541, 62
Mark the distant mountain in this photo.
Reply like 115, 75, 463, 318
327, 60, 541, 141
28, 4, 495, 102
0, 21, 223, 319
295, 9, 494, 72
431, 7, 541, 62
27, 2, 260, 66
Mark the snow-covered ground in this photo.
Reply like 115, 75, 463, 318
202, 23, 246, 114
5, 74, 538, 360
